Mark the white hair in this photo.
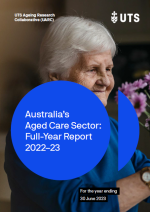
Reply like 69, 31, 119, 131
39, 16, 116, 83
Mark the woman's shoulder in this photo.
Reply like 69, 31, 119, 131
109, 117, 118, 131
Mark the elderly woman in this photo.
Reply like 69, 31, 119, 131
4, 16, 150, 212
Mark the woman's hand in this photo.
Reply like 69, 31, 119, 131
117, 169, 150, 212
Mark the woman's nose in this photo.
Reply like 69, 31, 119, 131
96, 72, 110, 87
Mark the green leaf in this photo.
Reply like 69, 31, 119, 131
146, 103, 150, 108
139, 121, 150, 133
144, 90, 150, 99
144, 111, 150, 118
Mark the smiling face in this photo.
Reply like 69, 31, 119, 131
62, 50, 114, 106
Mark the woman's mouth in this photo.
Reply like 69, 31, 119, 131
93, 90, 105, 93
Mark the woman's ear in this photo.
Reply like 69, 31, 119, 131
49, 73, 60, 81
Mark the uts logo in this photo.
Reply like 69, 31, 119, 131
111, 11, 140, 23
111, 11, 118, 23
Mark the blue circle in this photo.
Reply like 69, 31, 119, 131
11, 81, 110, 180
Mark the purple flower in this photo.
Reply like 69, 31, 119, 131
130, 92, 147, 117
144, 73, 150, 90
118, 82, 134, 96
132, 79, 147, 89
114, 91, 118, 103
145, 118, 150, 130
115, 82, 135, 103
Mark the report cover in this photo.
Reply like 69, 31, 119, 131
0, 1, 150, 212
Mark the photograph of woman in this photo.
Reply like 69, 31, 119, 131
4, 16, 150, 212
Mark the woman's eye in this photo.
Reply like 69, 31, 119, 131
89, 69, 96, 72
106, 68, 112, 72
